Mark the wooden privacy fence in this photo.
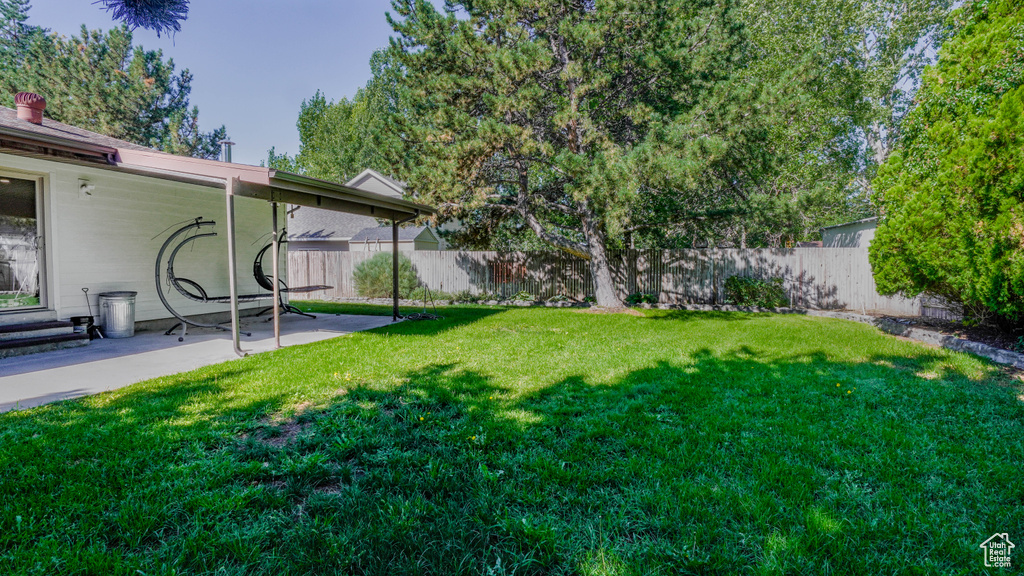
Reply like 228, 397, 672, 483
289, 248, 922, 316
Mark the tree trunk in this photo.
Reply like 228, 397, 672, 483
582, 212, 622, 307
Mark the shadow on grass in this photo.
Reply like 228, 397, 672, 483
0, 344, 1021, 575
640, 309, 784, 322
296, 300, 509, 338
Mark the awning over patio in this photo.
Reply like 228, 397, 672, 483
112, 151, 434, 356
112, 148, 433, 221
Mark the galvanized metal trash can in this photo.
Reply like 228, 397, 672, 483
98, 291, 137, 338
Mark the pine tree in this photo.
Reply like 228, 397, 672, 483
95, 0, 188, 37
0, 20, 225, 159
385, 0, 768, 306
0, 0, 36, 79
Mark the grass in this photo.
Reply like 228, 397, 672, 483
1, 304, 1022, 575
0, 293, 39, 308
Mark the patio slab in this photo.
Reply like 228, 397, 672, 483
0, 313, 394, 412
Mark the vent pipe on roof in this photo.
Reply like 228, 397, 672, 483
219, 140, 235, 163
14, 92, 45, 124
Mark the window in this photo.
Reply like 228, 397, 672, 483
0, 175, 43, 310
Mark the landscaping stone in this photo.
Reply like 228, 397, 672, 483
807, 310, 1024, 370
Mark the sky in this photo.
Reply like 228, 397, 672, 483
27, 0, 404, 166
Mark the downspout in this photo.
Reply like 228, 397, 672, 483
226, 176, 247, 357
271, 202, 281, 349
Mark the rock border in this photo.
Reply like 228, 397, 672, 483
322, 297, 1024, 370
805, 310, 1024, 370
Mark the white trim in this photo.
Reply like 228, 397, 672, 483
0, 166, 48, 313
345, 168, 406, 197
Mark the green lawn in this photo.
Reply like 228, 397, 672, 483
1, 304, 1021, 575
0, 293, 39, 309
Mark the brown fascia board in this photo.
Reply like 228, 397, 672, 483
0, 131, 437, 218
116, 148, 272, 185
0, 127, 117, 163
236, 177, 415, 220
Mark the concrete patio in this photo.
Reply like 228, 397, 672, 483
0, 313, 394, 412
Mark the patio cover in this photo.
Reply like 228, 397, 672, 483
0, 118, 435, 356
114, 150, 435, 356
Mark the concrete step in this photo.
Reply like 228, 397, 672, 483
0, 310, 59, 327
0, 332, 90, 359
0, 320, 76, 342
0, 323, 90, 359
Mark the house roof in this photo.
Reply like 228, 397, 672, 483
0, 105, 435, 219
0, 107, 152, 154
350, 226, 438, 243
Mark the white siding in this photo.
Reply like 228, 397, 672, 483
0, 153, 283, 323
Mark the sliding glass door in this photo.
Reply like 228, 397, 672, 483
0, 175, 43, 310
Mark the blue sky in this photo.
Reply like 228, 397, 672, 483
28, 0, 403, 166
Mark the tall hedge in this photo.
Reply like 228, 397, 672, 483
870, 0, 1024, 323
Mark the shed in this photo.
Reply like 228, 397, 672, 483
821, 217, 877, 248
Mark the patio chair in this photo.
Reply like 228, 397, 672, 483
252, 231, 332, 319
156, 218, 264, 341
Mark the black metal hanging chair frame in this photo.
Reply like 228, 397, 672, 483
252, 231, 332, 319
155, 218, 266, 341
156, 218, 337, 342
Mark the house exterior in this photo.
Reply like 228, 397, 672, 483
0, 107, 270, 327
0, 95, 431, 344
349, 225, 441, 252
288, 168, 442, 251
821, 217, 877, 248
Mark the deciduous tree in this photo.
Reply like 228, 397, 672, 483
268, 50, 405, 183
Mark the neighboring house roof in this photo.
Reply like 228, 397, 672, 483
350, 226, 438, 243
288, 209, 375, 241
288, 168, 410, 242
347, 168, 406, 196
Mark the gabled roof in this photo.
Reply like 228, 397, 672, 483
350, 226, 438, 243
346, 168, 406, 196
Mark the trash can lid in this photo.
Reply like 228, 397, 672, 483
97, 291, 138, 298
